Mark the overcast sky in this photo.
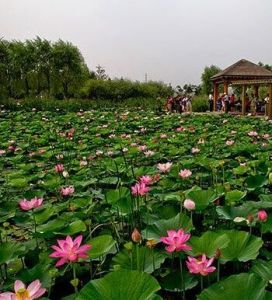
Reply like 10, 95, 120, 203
1, 0, 272, 86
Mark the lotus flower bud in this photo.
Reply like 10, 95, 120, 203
183, 199, 196, 211
247, 214, 254, 223
215, 248, 221, 259
257, 210, 268, 222
131, 228, 141, 243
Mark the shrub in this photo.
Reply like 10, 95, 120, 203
192, 96, 209, 112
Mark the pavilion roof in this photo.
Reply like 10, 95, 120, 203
211, 59, 272, 82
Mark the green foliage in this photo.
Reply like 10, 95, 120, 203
0, 38, 172, 101
80, 79, 172, 100
0, 37, 89, 99
192, 96, 209, 112
76, 270, 161, 300
201, 65, 221, 95
198, 273, 268, 300
0, 97, 165, 112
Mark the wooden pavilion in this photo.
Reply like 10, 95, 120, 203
211, 59, 272, 118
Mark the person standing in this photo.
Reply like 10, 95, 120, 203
264, 94, 270, 116
208, 94, 213, 112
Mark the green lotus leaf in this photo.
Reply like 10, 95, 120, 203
88, 235, 117, 259
160, 270, 198, 292
225, 190, 246, 205
33, 206, 55, 224
8, 178, 28, 189
57, 220, 87, 235
186, 189, 218, 210
198, 273, 267, 300
246, 175, 267, 190
188, 231, 230, 257
0, 242, 26, 264
142, 213, 193, 241
219, 230, 263, 262
112, 245, 167, 273
251, 259, 272, 282
105, 187, 131, 204
76, 270, 161, 300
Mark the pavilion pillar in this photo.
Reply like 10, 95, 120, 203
242, 85, 246, 115
223, 82, 228, 94
254, 85, 259, 97
213, 83, 218, 111
269, 84, 272, 119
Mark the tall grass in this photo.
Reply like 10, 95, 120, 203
0, 97, 165, 112
192, 96, 209, 112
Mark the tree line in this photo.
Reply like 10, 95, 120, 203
0, 37, 172, 100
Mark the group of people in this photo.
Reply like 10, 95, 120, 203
165, 95, 192, 113
209, 93, 270, 115
208, 93, 235, 113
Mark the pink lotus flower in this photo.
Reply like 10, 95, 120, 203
19, 197, 43, 211
0, 279, 46, 299
96, 150, 103, 156
160, 229, 191, 253
191, 147, 200, 154
263, 134, 270, 140
60, 186, 75, 197
0, 150, 6, 155
80, 160, 88, 166
131, 182, 150, 196
184, 199, 195, 211
139, 175, 153, 185
157, 162, 172, 173
160, 134, 168, 139
179, 169, 192, 178
107, 151, 114, 156
138, 145, 147, 152
226, 140, 235, 146
257, 210, 268, 222
186, 254, 216, 276
176, 127, 185, 132
55, 164, 64, 173
50, 235, 91, 267
248, 131, 258, 137
8, 145, 16, 152
144, 150, 155, 157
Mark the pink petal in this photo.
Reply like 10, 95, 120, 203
165, 245, 176, 252
32, 288, 46, 299
166, 230, 176, 238
55, 257, 67, 267
77, 244, 91, 253
0, 292, 15, 300
206, 257, 214, 267
14, 280, 25, 293
27, 280, 41, 296
73, 235, 83, 247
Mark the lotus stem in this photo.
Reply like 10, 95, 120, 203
200, 275, 204, 291
152, 248, 155, 272
136, 244, 140, 271
72, 263, 79, 294
32, 210, 38, 248
179, 256, 185, 300
217, 260, 220, 282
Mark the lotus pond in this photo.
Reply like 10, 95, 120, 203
1, 109, 272, 300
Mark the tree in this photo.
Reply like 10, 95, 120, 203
258, 62, 272, 71
51, 40, 88, 98
95, 65, 108, 80
201, 65, 221, 95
